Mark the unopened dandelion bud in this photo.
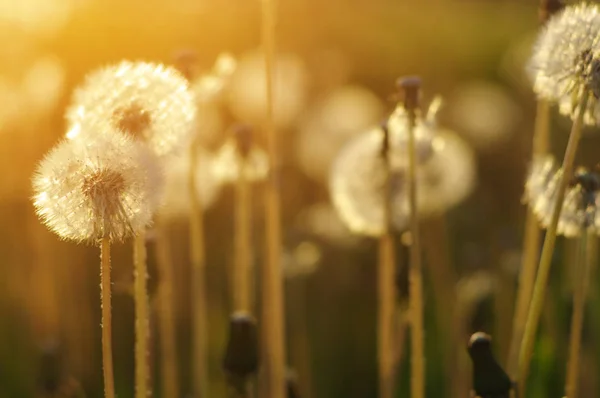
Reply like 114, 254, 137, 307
468, 332, 514, 398
286, 369, 301, 398
173, 49, 199, 80
223, 312, 259, 378
539, 0, 564, 24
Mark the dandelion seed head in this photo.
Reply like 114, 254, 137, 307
417, 131, 477, 214
329, 126, 410, 237
296, 85, 385, 182
282, 241, 322, 279
160, 146, 222, 219
66, 61, 196, 158
228, 51, 309, 128
528, 3, 600, 123
212, 139, 269, 184
524, 155, 600, 236
192, 53, 238, 104
32, 132, 162, 244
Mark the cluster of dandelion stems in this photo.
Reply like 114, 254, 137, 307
507, 0, 558, 378
517, 92, 590, 395
260, 0, 288, 397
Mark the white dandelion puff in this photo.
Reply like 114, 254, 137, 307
417, 131, 477, 215
527, 3, 600, 124
212, 139, 269, 184
66, 61, 197, 158
524, 155, 600, 237
32, 131, 163, 244
192, 52, 238, 104
329, 126, 411, 237
160, 146, 222, 219
227, 51, 309, 128
330, 108, 476, 236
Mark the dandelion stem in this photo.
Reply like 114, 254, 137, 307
507, 98, 550, 377
378, 124, 397, 398
154, 219, 180, 398
565, 229, 594, 398
402, 79, 426, 398
260, 0, 287, 396
189, 140, 210, 398
134, 231, 150, 398
234, 158, 253, 313
423, 217, 457, 394
100, 237, 115, 398
517, 93, 589, 394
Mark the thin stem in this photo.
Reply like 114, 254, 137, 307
422, 217, 457, 393
407, 110, 425, 398
234, 159, 253, 313
134, 231, 150, 398
100, 237, 115, 398
565, 230, 594, 398
288, 279, 314, 398
517, 93, 589, 394
189, 141, 210, 398
154, 220, 179, 398
378, 125, 397, 398
378, 234, 396, 398
507, 99, 550, 377
260, 0, 287, 397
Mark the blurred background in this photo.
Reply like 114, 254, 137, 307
3, 0, 600, 397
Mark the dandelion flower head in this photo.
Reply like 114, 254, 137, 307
296, 85, 385, 182
524, 155, 600, 237
417, 131, 477, 215
32, 132, 163, 244
160, 146, 222, 219
282, 241, 322, 279
192, 52, 238, 104
66, 61, 196, 158
228, 51, 309, 128
212, 139, 269, 184
527, 3, 600, 123
329, 126, 411, 237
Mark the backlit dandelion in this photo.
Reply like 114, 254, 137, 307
329, 98, 444, 237
66, 61, 196, 158
527, 3, 600, 123
228, 51, 309, 128
525, 155, 600, 237
32, 132, 162, 244
160, 146, 221, 219
192, 52, 238, 104
418, 131, 477, 215
212, 138, 269, 184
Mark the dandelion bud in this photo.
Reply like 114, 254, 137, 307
223, 312, 259, 378
32, 131, 162, 244
212, 135, 269, 184
286, 369, 301, 398
468, 332, 514, 398
396, 76, 422, 112
66, 61, 196, 158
